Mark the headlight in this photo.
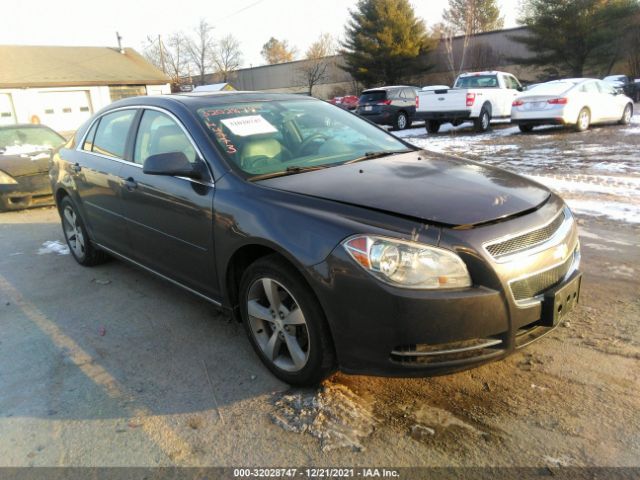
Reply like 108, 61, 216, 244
343, 235, 471, 289
0, 170, 18, 185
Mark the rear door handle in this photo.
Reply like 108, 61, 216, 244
72, 162, 82, 173
124, 177, 138, 191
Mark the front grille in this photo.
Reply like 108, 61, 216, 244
486, 210, 566, 259
391, 338, 504, 366
510, 252, 575, 301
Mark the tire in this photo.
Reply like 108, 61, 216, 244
575, 107, 590, 132
426, 120, 441, 134
473, 107, 491, 133
239, 255, 336, 386
619, 103, 633, 125
518, 124, 534, 133
59, 196, 109, 266
394, 111, 409, 130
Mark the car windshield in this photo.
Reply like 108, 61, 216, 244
454, 75, 499, 88
196, 99, 411, 178
0, 126, 65, 153
525, 82, 574, 96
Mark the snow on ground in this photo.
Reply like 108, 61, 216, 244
393, 114, 640, 224
37, 240, 69, 255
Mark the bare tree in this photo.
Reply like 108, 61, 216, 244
143, 33, 189, 87
212, 34, 243, 82
187, 19, 215, 85
298, 34, 336, 96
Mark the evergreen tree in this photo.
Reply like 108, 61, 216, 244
341, 0, 435, 86
443, 0, 505, 35
512, 0, 640, 78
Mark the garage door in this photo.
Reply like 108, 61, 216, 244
39, 90, 93, 132
0, 93, 16, 126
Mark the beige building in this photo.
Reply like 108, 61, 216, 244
0, 45, 170, 132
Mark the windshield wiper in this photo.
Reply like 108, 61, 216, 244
343, 150, 412, 165
249, 164, 329, 181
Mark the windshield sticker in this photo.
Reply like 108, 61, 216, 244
221, 115, 277, 137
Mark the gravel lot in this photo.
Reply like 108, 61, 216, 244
1, 111, 639, 469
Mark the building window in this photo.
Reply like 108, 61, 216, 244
109, 85, 147, 102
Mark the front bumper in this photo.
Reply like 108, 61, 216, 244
308, 196, 580, 377
0, 173, 54, 211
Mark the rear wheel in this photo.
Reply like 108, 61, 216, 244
394, 111, 409, 130
239, 255, 336, 386
426, 120, 441, 134
619, 103, 633, 125
474, 108, 491, 133
518, 124, 534, 133
575, 108, 590, 132
59, 196, 109, 266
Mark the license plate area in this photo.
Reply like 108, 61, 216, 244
541, 272, 582, 327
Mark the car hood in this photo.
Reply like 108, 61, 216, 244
258, 150, 551, 227
0, 151, 51, 177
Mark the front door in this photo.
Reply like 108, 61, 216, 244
119, 109, 217, 297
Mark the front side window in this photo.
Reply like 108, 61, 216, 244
195, 99, 411, 177
596, 81, 616, 95
133, 110, 197, 165
92, 110, 136, 159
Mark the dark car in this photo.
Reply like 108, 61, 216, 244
603, 75, 640, 102
355, 86, 419, 130
0, 124, 66, 211
50, 93, 582, 386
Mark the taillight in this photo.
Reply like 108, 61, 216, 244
512, 99, 524, 107
548, 98, 568, 105
416, 96, 419, 108
466, 93, 476, 107
378, 99, 392, 105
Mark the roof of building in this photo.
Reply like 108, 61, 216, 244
0, 45, 170, 88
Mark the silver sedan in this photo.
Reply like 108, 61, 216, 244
511, 78, 634, 133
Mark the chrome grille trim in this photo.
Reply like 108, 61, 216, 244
391, 338, 503, 357
484, 208, 568, 262
509, 247, 580, 305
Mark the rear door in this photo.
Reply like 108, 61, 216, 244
72, 109, 136, 253
118, 108, 217, 296
596, 81, 624, 121
581, 81, 604, 122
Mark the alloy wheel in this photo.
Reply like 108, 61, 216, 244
62, 206, 85, 259
246, 277, 310, 372
397, 113, 407, 129
579, 110, 590, 130
624, 105, 632, 124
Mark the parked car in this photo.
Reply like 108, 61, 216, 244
603, 75, 640, 101
0, 124, 66, 211
416, 71, 523, 133
329, 95, 359, 111
511, 78, 634, 133
51, 92, 582, 385
355, 86, 419, 130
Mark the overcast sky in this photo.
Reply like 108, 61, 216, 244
2, 0, 520, 68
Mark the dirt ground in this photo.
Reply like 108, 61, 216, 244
0, 116, 639, 469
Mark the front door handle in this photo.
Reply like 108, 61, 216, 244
72, 162, 82, 173
124, 177, 138, 191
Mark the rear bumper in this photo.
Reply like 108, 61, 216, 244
511, 118, 567, 126
356, 110, 394, 125
0, 173, 54, 211
416, 110, 472, 122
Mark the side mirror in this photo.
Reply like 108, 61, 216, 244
143, 151, 202, 179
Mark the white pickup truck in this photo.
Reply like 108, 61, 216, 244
416, 71, 523, 133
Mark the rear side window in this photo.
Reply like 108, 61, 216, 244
581, 82, 599, 94
82, 121, 99, 151
359, 91, 387, 103
133, 110, 197, 165
92, 110, 136, 159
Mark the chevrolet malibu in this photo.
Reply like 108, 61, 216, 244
50, 92, 582, 385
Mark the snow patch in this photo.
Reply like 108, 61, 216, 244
271, 382, 376, 451
566, 199, 640, 223
37, 241, 69, 256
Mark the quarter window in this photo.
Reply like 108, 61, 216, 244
82, 120, 99, 151
92, 110, 136, 159
133, 110, 197, 165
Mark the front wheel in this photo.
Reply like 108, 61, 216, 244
239, 255, 336, 386
426, 120, 441, 134
619, 104, 633, 125
59, 196, 109, 266
474, 108, 491, 133
575, 108, 590, 132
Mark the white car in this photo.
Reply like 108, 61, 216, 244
511, 78, 634, 133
